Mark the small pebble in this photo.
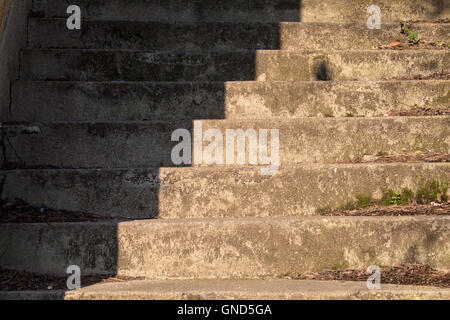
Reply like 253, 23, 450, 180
362, 155, 379, 162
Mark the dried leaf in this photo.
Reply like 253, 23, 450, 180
389, 40, 402, 47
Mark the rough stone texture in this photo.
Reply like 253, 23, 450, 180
19, 49, 450, 81
1, 163, 448, 218
41, 0, 450, 22
10, 80, 450, 121
28, 19, 450, 51
0, 216, 449, 277
2, 117, 449, 168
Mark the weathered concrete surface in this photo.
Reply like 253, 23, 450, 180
2, 117, 448, 168
40, 0, 450, 22
3, 280, 449, 300
1, 164, 448, 218
19, 49, 450, 81
0, 0, 31, 120
11, 80, 450, 121
65, 280, 450, 300
0, 221, 119, 276
0, 216, 449, 277
28, 19, 450, 51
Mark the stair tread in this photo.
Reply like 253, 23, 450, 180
4, 114, 450, 122
67, 279, 450, 300
2, 161, 450, 169
1, 214, 449, 224
2, 279, 449, 300
30, 18, 450, 25
22, 47, 450, 53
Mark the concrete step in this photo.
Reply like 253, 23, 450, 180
20, 49, 450, 82
65, 279, 450, 301
38, 0, 449, 23
0, 216, 449, 277
1, 163, 448, 218
61, 279, 450, 300
10, 80, 450, 121
28, 19, 450, 51
3, 117, 449, 168
2, 280, 450, 300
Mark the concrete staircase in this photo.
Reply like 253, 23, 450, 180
0, 0, 449, 299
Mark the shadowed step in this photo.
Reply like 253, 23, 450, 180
1, 163, 448, 218
38, 0, 450, 23
10, 80, 450, 121
0, 216, 449, 277
28, 19, 450, 51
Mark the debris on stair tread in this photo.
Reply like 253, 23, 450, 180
0, 199, 126, 223
294, 265, 450, 288
326, 202, 449, 217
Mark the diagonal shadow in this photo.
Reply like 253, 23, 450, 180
0, 0, 304, 295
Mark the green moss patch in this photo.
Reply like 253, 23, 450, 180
319, 180, 448, 215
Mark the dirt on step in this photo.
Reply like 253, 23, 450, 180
353, 152, 450, 164
328, 202, 449, 217
0, 199, 124, 223
387, 106, 450, 116
294, 264, 450, 288
2, 264, 448, 291
375, 42, 448, 50
404, 19, 450, 23
2, 163, 102, 170
393, 70, 450, 80
0, 268, 145, 291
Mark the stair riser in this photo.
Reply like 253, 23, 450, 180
3, 118, 449, 168
28, 19, 450, 51
10, 81, 450, 121
39, 0, 450, 23
1, 164, 448, 218
20, 50, 450, 81
1, 217, 448, 278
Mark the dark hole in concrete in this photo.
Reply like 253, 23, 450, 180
315, 61, 332, 81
